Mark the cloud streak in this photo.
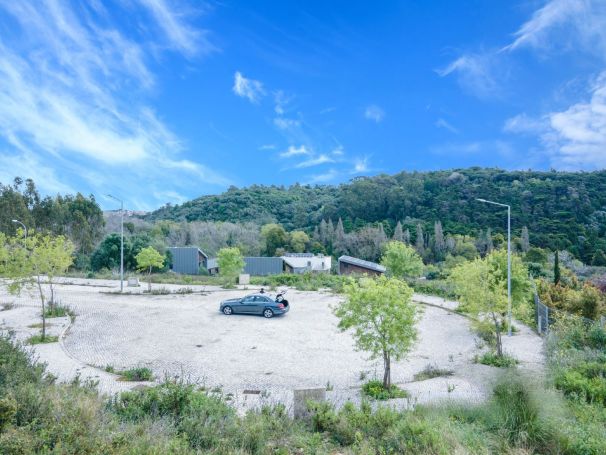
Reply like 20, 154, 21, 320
0, 0, 228, 210
364, 105, 385, 123
233, 71, 265, 103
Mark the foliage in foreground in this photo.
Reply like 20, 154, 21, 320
0, 326, 605, 454
361, 380, 408, 400
335, 276, 417, 388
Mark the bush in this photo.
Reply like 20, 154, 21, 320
413, 364, 454, 381
475, 351, 518, 368
118, 367, 154, 382
26, 335, 59, 345
44, 304, 72, 318
555, 365, 606, 405
362, 380, 408, 400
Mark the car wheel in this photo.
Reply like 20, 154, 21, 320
223, 306, 233, 315
263, 308, 274, 318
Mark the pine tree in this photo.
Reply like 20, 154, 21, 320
415, 224, 425, 256
334, 218, 347, 256
433, 221, 445, 259
403, 228, 411, 245
520, 226, 530, 252
392, 221, 404, 242
554, 250, 561, 285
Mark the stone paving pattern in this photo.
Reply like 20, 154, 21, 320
0, 277, 545, 411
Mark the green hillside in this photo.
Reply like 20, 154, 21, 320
146, 168, 606, 263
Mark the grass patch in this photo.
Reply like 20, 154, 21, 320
26, 334, 59, 345
362, 380, 408, 400
475, 351, 518, 368
118, 367, 154, 382
175, 287, 193, 294
44, 304, 72, 318
144, 287, 171, 295
27, 323, 52, 329
414, 364, 455, 381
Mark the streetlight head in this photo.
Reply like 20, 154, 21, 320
476, 198, 487, 203
11, 219, 18, 223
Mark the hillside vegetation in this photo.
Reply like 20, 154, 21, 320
146, 168, 606, 263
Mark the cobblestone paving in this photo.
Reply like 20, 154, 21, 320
0, 278, 545, 410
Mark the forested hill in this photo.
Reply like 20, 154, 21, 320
146, 168, 606, 262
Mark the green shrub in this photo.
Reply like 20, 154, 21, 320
44, 304, 72, 318
362, 380, 408, 400
413, 364, 454, 381
475, 351, 518, 368
555, 367, 606, 405
26, 335, 59, 345
118, 367, 154, 382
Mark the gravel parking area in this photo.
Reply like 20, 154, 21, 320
0, 277, 545, 411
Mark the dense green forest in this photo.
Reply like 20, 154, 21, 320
147, 168, 606, 263
0, 178, 104, 268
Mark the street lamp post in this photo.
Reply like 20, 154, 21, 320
476, 198, 512, 337
11, 219, 27, 246
107, 195, 124, 293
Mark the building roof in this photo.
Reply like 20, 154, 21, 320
281, 254, 331, 271
207, 258, 218, 269
168, 246, 208, 259
338, 255, 386, 273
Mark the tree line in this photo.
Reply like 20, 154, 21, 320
145, 167, 606, 264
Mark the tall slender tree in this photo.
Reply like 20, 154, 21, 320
415, 224, 425, 256
520, 226, 530, 253
392, 221, 404, 242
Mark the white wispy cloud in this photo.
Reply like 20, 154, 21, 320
233, 71, 265, 103
136, 0, 213, 57
0, 0, 228, 210
502, 0, 604, 54
436, 53, 500, 99
294, 154, 334, 168
503, 113, 548, 134
352, 157, 369, 173
273, 117, 301, 130
364, 105, 385, 123
505, 72, 606, 169
274, 90, 293, 115
307, 169, 340, 184
259, 144, 276, 150
279, 145, 310, 158
435, 118, 460, 134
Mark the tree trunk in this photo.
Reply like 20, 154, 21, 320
36, 275, 46, 340
49, 280, 55, 313
492, 313, 503, 357
383, 350, 391, 389
148, 266, 152, 292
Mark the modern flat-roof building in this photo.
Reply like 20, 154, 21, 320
338, 255, 386, 276
168, 247, 208, 275
282, 253, 331, 274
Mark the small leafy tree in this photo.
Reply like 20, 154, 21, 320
217, 247, 245, 287
289, 231, 310, 253
0, 233, 74, 340
450, 250, 530, 357
334, 276, 417, 388
135, 247, 164, 292
380, 241, 423, 279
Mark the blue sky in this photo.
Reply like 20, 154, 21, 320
0, 0, 605, 210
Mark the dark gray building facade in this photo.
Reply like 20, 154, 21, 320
168, 247, 208, 275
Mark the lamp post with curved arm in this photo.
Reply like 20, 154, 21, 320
106, 195, 124, 293
476, 198, 512, 337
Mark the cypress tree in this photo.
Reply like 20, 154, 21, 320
553, 250, 561, 284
